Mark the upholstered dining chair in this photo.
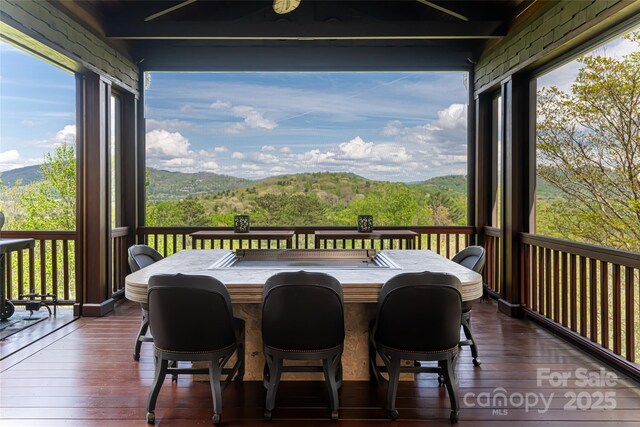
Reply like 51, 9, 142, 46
452, 245, 486, 367
262, 271, 344, 421
369, 271, 462, 423
146, 274, 245, 425
127, 244, 164, 361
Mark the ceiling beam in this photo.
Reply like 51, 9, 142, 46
135, 44, 475, 71
106, 20, 506, 40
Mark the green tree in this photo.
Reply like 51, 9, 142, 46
12, 143, 76, 230
536, 32, 640, 251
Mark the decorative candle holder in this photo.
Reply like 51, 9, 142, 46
357, 215, 373, 233
233, 215, 250, 233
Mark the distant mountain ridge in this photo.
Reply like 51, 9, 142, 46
147, 168, 253, 202
0, 164, 42, 186
1, 165, 561, 201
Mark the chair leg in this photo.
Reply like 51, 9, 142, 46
264, 352, 283, 420
146, 357, 168, 423
461, 313, 481, 366
323, 352, 341, 420
442, 355, 460, 423
369, 341, 385, 385
384, 355, 401, 420
208, 359, 223, 425
133, 310, 149, 361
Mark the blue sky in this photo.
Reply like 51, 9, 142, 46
0, 41, 76, 173
1, 29, 637, 182
144, 71, 469, 180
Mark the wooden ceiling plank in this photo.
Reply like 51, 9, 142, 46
415, 0, 469, 22
144, 0, 198, 22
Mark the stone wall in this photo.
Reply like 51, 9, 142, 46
1, 0, 138, 91
474, 0, 637, 93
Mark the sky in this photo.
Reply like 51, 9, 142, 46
0, 28, 637, 182
144, 71, 469, 181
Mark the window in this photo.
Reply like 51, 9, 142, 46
534, 28, 640, 252
0, 40, 76, 231
110, 93, 122, 229
491, 94, 502, 228
143, 72, 469, 227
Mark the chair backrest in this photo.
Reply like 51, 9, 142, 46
0, 212, 4, 230
128, 244, 163, 272
452, 246, 486, 274
262, 271, 344, 351
147, 274, 237, 353
374, 271, 462, 353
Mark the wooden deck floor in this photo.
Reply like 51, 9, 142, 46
1, 298, 640, 426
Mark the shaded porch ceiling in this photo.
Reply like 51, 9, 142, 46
57, 0, 542, 71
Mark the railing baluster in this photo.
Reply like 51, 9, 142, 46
600, 260, 609, 349
6, 252, 13, 299
579, 256, 587, 337
530, 245, 538, 312
17, 250, 24, 298
569, 253, 577, 332
538, 246, 545, 316
612, 264, 621, 355
40, 240, 47, 296
52, 240, 58, 298
63, 240, 70, 300
625, 267, 635, 362
561, 251, 568, 326
590, 258, 598, 342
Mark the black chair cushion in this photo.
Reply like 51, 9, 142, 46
148, 274, 237, 353
262, 272, 344, 352
374, 272, 462, 353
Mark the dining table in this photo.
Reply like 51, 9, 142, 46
125, 249, 482, 381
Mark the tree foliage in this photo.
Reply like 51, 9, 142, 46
536, 32, 640, 251
5, 143, 77, 230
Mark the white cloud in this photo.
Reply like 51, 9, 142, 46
436, 104, 467, 129
0, 150, 20, 164
20, 119, 37, 126
231, 152, 246, 159
232, 106, 277, 130
210, 100, 231, 109
146, 129, 191, 158
146, 118, 193, 132
261, 145, 276, 152
0, 150, 41, 172
145, 129, 220, 172
337, 136, 410, 163
213, 146, 228, 153
224, 123, 245, 134
179, 104, 192, 113
382, 120, 403, 136
279, 146, 291, 153
30, 124, 76, 148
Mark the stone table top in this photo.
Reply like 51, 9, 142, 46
125, 249, 483, 304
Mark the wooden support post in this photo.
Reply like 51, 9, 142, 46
77, 73, 114, 317
122, 91, 139, 250
499, 74, 532, 318
474, 92, 493, 249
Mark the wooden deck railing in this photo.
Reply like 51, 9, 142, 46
137, 226, 475, 259
1, 230, 77, 305
111, 227, 129, 297
520, 233, 640, 374
483, 226, 502, 297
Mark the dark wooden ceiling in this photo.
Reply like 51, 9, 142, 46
56, 0, 541, 71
